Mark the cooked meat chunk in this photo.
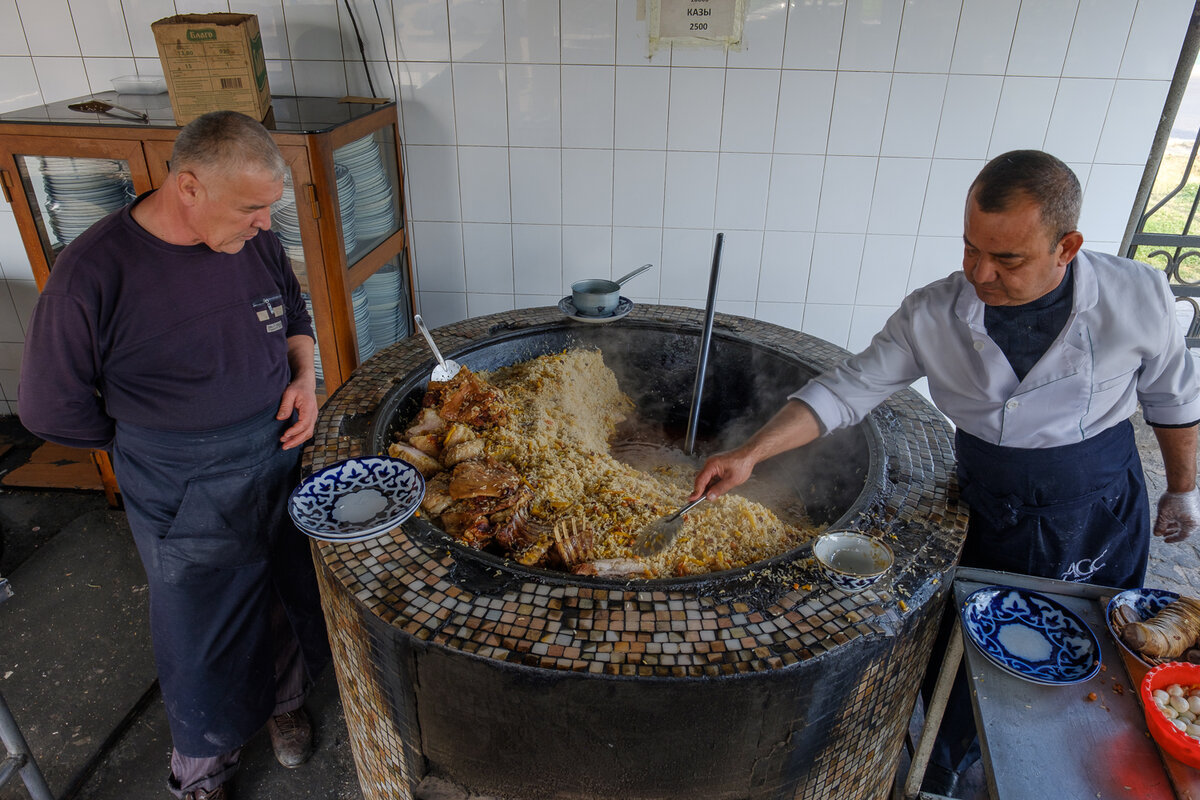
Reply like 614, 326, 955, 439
512, 531, 554, 566
441, 511, 492, 548
388, 442, 443, 477
454, 484, 531, 515
439, 370, 508, 427
572, 558, 650, 578
449, 459, 520, 500
443, 439, 485, 466
492, 484, 532, 515
442, 422, 477, 449
405, 407, 447, 438
407, 433, 442, 458
492, 499, 541, 552
491, 508, 526, 551
421, 473, 454, 516
553, 518, 594, 568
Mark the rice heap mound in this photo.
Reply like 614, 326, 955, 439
390, 348, 816, 579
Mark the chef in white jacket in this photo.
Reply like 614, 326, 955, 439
690, 149, 1200, 795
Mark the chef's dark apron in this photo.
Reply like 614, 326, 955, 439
955, 418, 1150, 589
928, 418, 1151, 775
110, 405, 330, 757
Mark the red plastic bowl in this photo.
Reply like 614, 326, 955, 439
1140, 662, 1200, 769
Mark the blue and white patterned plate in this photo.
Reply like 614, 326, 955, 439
289, 456, 425, 542
961, 586, 1101, 686
1106, 587, 1180, 667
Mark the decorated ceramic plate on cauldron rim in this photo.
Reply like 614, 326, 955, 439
1105, 587, 1180, 668
961, 585, 1101, 686
558, 295, 634, 323
289, 456, 425, 542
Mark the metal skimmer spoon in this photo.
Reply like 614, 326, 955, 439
633, 494, 708, 556
67, 99, 148, 122
413, 314, 462, 382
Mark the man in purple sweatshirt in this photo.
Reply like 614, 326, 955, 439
18, 111, 331, 800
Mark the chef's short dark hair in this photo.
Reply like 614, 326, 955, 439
970, 150, 1082, 249
172, 110, 286, 181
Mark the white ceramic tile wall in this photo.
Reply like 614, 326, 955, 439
895, 0, 961, 73
0, 0, 28, 57
827, 71, 891, 157
508, 146, 559, 223
0, 0, 1192, 383
839, 0, 903, 72
951, 0, 1021, 75
505, 0, 559, 63
989, 76, 1058, 157
728, 0, 785, 70
775, 69, 836, 154
765, 154, 824, 231
562, 148, 612, 225
562, 65, 613, 148
881, 73, 946, 158
0, 284, 23, 343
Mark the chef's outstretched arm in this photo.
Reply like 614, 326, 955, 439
1152, 422, 1200, 543
689, 399, 823, 501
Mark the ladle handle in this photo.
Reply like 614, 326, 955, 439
685, 234, 722, 455
413, 314, 448, 370
669, 494, 707, 521
109, 102, 149, 121
614, 263, 653, 287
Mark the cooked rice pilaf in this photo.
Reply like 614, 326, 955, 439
479, 349, 818, 578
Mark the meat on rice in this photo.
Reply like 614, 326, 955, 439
390, 348, 819, 578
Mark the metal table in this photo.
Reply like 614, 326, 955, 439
905, 567, 1199, 799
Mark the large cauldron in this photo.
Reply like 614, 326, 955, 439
305, 305, 967, 800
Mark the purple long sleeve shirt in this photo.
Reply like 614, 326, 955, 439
18, 197, 313, 449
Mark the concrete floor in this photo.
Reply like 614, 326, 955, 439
0, 418, 362, 800
1, 412, 1197, 800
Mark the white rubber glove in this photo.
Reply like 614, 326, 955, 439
1153, 486, 1200, 543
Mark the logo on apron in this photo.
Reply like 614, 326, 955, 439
1060, 546, 1109, 583
251, 295, 286, 334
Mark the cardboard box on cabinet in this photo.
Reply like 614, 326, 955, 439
152, 13, 271, 126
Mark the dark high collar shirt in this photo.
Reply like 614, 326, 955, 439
983, 263, 1075, 382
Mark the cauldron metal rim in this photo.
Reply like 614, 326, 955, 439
364, 317, 890, 592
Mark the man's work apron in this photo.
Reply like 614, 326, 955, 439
111, 405, 330, 757
955, 418, 1150, 590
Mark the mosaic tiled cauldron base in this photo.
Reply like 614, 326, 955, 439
305, 306, 968, 800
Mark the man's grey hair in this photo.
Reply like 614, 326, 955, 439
969, 149, 1082, 249
171, 110, 286, 180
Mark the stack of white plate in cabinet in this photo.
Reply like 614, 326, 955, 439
333, 163, 358, 256
351, 284, 376, 362
302, 293, 324, 388
271, 181, 305, 265
40, 157, 133, 245
334, 135, 396, 249
361, 263, 408, 348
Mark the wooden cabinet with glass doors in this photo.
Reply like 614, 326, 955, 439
0, 93, 414, 503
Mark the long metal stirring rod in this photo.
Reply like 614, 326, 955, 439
684, 232, 724, 455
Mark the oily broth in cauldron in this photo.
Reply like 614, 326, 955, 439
389, 348, 822, 579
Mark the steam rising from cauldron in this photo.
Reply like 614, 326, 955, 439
588, 322, 842, 520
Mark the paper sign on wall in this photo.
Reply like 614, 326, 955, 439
648, 0, 744, 52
